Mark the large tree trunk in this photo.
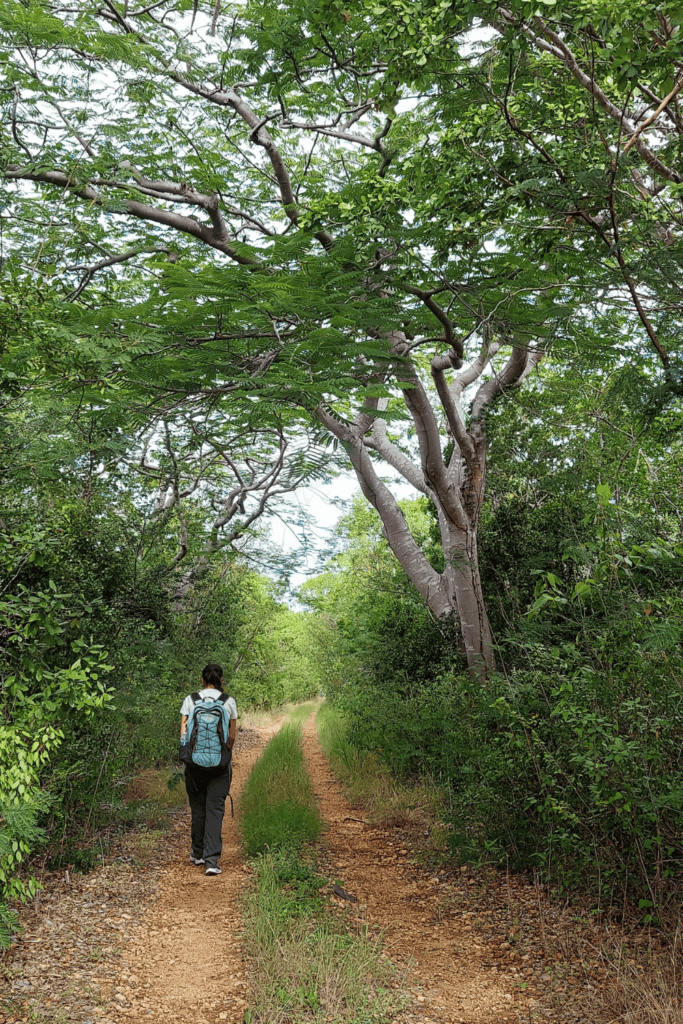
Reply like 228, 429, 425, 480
443, 522, 495, 676
317, 335, 541, 681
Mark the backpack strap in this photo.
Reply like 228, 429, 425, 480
217, 693, 230, 705
191, 691, 202, 703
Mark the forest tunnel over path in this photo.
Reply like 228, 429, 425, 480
300, 711, 524, 1024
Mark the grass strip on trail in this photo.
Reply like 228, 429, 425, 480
240, 720, 322, 857
240, 711, 399, 1024
243, 851, 396, 1024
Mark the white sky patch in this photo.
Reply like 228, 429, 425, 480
271, 469, 420, 598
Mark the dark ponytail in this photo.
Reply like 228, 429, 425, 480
201, 662, 224, 691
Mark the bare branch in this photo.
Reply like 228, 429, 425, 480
431, 349, 481, 466
623, 76, 683, 154
471, 344, 542, 420
166, 75, 336, 250
282, 120, 378, 149
172, 510, 189, 564
404, 285, 462, 358
64, 246, 169, 273
209, 0, 221, 35
452, 337, 501, 398
512, 12, 683, 183
365, 406, 430, 496
317, 405, 451, 615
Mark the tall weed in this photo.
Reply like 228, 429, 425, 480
316, 703, 439, 827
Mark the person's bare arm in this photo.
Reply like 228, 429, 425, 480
180, 714, 188, 737
228, 718, 237, 749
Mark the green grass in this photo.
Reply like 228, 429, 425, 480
316, 701, 361, 774
285, 698, 320, 726
240, 722, 323, 856
239, 703, 404, 1024
242, 850, 399, 1024
241, 699, 318, 733
316, 702, 442, 832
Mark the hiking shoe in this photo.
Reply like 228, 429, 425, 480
205, 865, 222, 876
190, 856, 205, 865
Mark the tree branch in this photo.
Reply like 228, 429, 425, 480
622, 76, 683, 154
167, 75, 336, 250
518, 13, 683, 183
316, 405, 451, 615
365, 405, 430, 496
403, 285, 462, 358
471, 343, 542, 420
5, 166, 257, 265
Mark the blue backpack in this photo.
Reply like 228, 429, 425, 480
179, 692, 233, 769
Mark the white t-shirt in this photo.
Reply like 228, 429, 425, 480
180, 688, 238, 721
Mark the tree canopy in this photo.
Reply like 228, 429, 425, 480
7, 0, 681, 671
1, 0, 683, 936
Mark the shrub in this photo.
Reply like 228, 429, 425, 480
331, 662, 683, 907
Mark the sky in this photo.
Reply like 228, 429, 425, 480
270, 470, 419, 600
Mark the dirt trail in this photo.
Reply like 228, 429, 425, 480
3, 710, 537, 1024
301, 713, 524, 1024
113, 716, 287, 1024
1, 719, 286, 1024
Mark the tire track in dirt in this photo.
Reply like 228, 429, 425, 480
105, 717, 286, 1024
301, 712, 525, 1024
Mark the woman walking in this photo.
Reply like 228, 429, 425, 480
179, 662, 237, 876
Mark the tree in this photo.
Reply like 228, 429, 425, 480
345, 0, 683, 372
127, 408, 333, 578
300, 495, 458, 690
3, 0, 681, 676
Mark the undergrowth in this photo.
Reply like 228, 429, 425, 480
240, 708, 399, 1023
241, 699, 318, 733
546, 915, 683, 1024
44, 767, 187, 874
317, 701, 683, 1024
316, 702, 441, 831
240, 722, 322, 856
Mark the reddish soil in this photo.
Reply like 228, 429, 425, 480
115, 716, 288, 1024
301, 712, 525, 1024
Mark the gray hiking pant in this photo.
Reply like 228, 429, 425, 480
184, 763, 232, 869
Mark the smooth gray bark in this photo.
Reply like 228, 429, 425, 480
318, 336, 541, 679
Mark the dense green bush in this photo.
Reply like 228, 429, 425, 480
0, 505, 116, 942
331, 654, 683, 905
229, 576, 323, 708
478, 493, 594, 641
318, 491, 683, 907
299, 496, 458, 692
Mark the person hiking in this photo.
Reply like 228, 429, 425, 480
179, 662, 237, 876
